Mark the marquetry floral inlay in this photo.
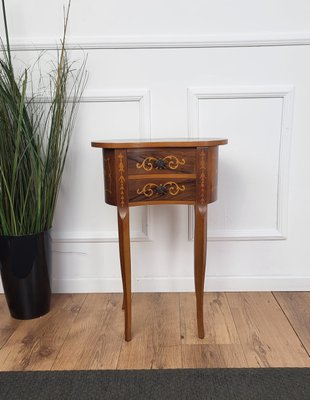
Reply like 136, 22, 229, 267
118, 153, 126, 207
199, 150, 207, 204
136, 155, 185, 171
137, 181, 185, 197
104, 156, 112, 194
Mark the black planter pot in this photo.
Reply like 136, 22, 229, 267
0, 231, 51, 319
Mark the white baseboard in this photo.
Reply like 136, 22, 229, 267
48, 276, 310, 293
1, 276, 309, 294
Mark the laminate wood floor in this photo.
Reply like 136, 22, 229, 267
0, 292, 309, 370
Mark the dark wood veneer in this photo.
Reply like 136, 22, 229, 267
128, 177, 196, 204
127, 148, 196, 175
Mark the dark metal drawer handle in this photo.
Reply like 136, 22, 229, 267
155, 184, 167, 195
154, 159, 166, 169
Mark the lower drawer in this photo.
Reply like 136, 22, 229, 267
128, 178, 196, 204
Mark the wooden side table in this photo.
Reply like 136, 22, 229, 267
91, 138, 228, 341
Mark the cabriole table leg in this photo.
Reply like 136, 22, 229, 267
194, 204, 208, 339
117, 206, 132, 341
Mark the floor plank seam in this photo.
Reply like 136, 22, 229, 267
1, 296, 73, 371
0, 323, 21, 352
272, 292, 310, 359
116, 295, 129, 370
50, 294, 88, 371
224, 293, 250, 368
95, 294, 125, 369
178, 293, 184, 368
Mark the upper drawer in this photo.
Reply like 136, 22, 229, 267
127, 148, 196, 175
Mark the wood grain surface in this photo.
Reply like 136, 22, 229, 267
274, 292, 310, 356
226, 292, 310, 367
0, 292, 309, 370
0, 295, 86, 371
117, 293, 182, 369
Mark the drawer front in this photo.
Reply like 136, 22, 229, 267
127, 148, 196, 175
128, 178, 195, 204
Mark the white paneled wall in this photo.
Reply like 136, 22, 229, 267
2, 0, 310, 292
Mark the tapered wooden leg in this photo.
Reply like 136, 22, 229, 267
117, 206, 132, 341
194, 204, 208, 339
118, 222, 126, 311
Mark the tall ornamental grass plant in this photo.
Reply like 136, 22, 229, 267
0, 0, 87, 236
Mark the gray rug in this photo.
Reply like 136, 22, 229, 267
0, 368, 309, 400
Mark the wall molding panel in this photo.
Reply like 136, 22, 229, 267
79, 89, 151, 138
51, 206, 151, 243
8, 33, 310, 51
51, 89, 152, 244
187, 85, 295, 241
